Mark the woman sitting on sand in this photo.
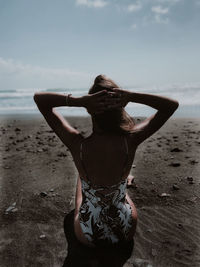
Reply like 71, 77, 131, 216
34, 75, 179, 248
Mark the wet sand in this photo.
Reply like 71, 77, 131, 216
0, 114, 200, 267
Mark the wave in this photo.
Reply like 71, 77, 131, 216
0, 82, 200, 116
0, 88, 85, 98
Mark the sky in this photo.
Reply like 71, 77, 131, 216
0, 0, 200, 90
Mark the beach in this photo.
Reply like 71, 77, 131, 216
0, 114, 200, 267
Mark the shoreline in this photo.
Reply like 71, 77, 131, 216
0, 112, 200, 123
0, 115, 200, 266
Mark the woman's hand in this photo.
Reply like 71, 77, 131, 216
82, 90, 124, 115
109, 88, 131, 108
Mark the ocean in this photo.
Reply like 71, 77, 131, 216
0, 83, 199, 118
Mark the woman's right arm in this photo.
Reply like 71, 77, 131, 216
121, 90, 179, 145
127, 91, 179, 114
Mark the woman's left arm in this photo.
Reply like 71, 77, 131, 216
33, 92, 84, 151
33, 90, 121, 150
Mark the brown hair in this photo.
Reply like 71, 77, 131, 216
88, 75, 135, 134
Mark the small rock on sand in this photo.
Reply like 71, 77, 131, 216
5, 202, 17, 214
170, 147, 183, 152
57, 152, 67, 157
169, 162, 181, 167
15, 127, 21, 132
159, 193, 171, 197
3, 166, 11, 169
173, 184, 180, 190
40, 192, 48, 197
190, 160, 198, 165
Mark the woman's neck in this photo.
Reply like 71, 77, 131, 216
92, 117, 104, 134
91, 117, 120, 136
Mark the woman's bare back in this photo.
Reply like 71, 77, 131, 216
72, 133, 137, 186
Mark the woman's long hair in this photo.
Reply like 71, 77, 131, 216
88, 75, 135, 134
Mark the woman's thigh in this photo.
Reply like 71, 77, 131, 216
125, 193, 138, 239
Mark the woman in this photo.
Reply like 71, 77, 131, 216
34, 74, 179, 253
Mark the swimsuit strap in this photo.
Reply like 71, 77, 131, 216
121, 135, 129, 179
80, 141, 90, 183
80, 136, 129, 183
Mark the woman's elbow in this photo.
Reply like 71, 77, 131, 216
173, 100, 179, 110
168, 100, 179, 115
33, 93, 39, 102
33, 92, 43, 104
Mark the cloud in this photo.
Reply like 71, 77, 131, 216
154, 14, 169, 23
151, 5, 169, 14
151, 5, 169, 24
156, 0, 180, 4
195, 0, 200, 6
127, 2, 142, 12
76, 0, 108, 8
130, 24, 137, 30
0, 57, 90, 89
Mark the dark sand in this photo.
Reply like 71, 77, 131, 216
0, 114, 200, 267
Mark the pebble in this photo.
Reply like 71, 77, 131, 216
57, 152, 67, 157
37, 141, 44, 145
173, 184, 180, 190
15, 127, 21, 132
5, 202, 17, 214
190, 160, 198, 165
132, 165, 136, 168
169, 162, 181, 167
170, 148, 183, 152
159, 193, 171, 197
186, 176, 193, 181
40, 192, 48, 197
3, 166, 10, 169
176, 223, 183, 229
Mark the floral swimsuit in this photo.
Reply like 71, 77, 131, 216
79, 136, 133, 246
